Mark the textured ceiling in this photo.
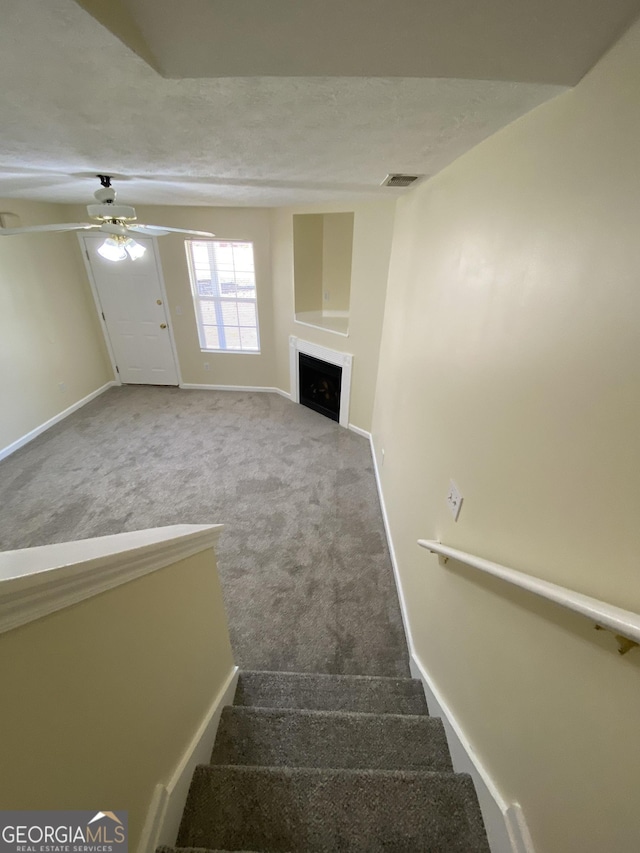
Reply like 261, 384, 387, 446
0, 0, 592, 207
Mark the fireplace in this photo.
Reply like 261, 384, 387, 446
289, 336, 353, 428
299, 353, 342, 422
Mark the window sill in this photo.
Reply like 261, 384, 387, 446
199, 349, 262, 355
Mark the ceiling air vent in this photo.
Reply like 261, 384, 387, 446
381, 174, 421, 188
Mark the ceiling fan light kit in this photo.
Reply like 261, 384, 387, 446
123, 237, 147, 261
0, 175, 215, 262
97, 236, 127, 262
97, 235, 147, 262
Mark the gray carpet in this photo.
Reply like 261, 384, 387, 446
211, 706, 453, 771
172, 670, 490, 853
233, 670, 428, 714
0, 386, 408, 676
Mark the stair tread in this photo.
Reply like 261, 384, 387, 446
158, 848, 264, 853
213, 705, 452, 771
178, 765, 490, 853
234, 670, 429, 715
158, 848, 263, 853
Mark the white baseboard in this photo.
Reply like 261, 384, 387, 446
504, 803, 536, 853
179, 383, 291, 398
137, 665, 239, 853
273, 387, 292, 400
348, 423, 371, 439
369, 435, 534, 853
368, 434, 415, 662
0, 381, 116, 462
411, 653, 534, 853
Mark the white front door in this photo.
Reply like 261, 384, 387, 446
82, 235, 179, 386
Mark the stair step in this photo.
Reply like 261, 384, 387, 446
212, 706, 452, 771
158, 848, 262, 853
178, 765, 490, 853
234, 670, 429, 715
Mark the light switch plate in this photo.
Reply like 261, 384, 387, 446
446, 480, 463, 521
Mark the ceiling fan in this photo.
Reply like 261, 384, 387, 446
0, 175, 215, 261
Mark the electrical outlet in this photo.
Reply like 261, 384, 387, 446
203, 362, 210, 371
58, 381, 66, 392
324, 291, 330, 301
175, 305, 183, 316
446, 480, 463, 521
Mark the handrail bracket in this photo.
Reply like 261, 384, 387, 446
594, 625, 639, 656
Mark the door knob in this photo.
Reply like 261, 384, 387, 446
160, 323, 167, 329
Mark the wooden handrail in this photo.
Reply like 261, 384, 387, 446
418, 539, 640, 655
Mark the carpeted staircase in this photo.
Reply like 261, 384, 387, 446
162, 670, 490, 852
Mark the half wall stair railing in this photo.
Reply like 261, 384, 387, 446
418, 540, 640, 656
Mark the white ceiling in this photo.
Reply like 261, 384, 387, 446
0, 0, 636, 208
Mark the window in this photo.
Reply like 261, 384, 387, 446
185, 240, 260, 352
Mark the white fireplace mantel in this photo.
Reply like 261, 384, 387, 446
289, 336, 352, 428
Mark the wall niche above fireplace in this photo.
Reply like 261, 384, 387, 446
293, 212, 354, 336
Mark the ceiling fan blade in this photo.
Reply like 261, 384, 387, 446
130, 224, 215, 237
127, 225, 171, 236
0, 223, 98, 235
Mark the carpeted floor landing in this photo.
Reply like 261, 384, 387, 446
0, 386, 409, 676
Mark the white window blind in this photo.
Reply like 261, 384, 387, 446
185, 239, 260, 352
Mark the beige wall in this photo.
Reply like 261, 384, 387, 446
0, 548, 234, 851
272, 199, 396, 432
372, 18, 640, 853
293, 213, 324, 313
0, 199, 112, 450
54, 199, 389, 430
68, 203, 277, 389
322, 212, 353, 313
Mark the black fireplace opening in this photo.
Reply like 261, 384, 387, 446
299, 353, 342, 422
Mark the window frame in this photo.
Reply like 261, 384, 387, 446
185, 238, 261, 354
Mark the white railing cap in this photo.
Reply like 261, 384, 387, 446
0, 524, 223, 634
